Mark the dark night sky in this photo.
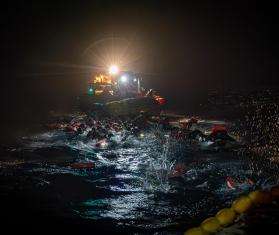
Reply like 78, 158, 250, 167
1, 1, 279, 133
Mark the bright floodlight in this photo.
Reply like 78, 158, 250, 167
120, 75, 128, 83
109, 65, 119, 75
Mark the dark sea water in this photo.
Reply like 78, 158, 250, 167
0, 116, 278, 234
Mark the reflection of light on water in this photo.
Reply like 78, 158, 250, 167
143, 142, 176, 193
67, 140, 96, 152
112, 147, 149, 172
96, 152, 113, 165
23, 131, 68, 149
12, 115, 279, 230
110, 132, 125, 143
31, 166, 85, 176
80, 193, 149, 220
109, 184, 142, 192
102, 193, 148, 219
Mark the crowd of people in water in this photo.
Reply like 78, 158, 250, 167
45, 111, 238, 153
1, 90, 278, 233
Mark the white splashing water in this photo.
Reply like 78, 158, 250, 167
143, 140, 176, 193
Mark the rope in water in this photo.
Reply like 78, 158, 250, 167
184, 185, 279, 235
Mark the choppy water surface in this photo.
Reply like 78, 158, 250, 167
1, 117, 279, 234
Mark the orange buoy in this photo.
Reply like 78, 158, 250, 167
249, 190, 272, 204
215, 208, 236, 226
184, 227, 208, 235
201, 217, 221, 233
232, 196, 252, 214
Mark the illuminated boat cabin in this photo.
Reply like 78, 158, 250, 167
88, 72, 141, 98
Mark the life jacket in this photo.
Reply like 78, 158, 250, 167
211, 125, 227, 137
